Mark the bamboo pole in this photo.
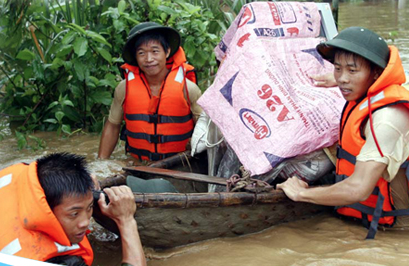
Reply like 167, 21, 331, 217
132, 191, 287, 209
99, 173, 127, 188
29, 25, 45, 62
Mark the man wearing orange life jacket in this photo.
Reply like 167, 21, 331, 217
0, 153, 146, 266
277, 27, 409, 239
98, 22, 202, 161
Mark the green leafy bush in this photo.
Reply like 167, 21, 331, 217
0, 0, 223, 139
0, 0, 123, 136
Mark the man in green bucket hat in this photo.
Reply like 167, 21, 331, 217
98, 22, 202, 162
278, 27, 409, 239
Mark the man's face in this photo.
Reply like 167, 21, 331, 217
53, 191, 93, 244
135, 40, 171, 78
333, 53, 377, 101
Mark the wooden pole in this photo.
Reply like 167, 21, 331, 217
148, 151, 191, 169
123, 166, 228, 185
99, 174, 127, 188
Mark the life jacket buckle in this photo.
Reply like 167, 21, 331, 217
336, 144, 341, 159
148, 114, 159, 123
149, 134, 162, 144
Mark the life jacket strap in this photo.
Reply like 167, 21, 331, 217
186, 69, 197, 84
46, 255, 87, 266
126, 146, 178, 161
361, 213, 369, 229
334, 180, 383, 239
334, 196, 383, 239
125, 113, 193, 124
336, 145, 356, 165
365, 189, 383, 239
124, 129, 193, 144
335, 174, 348, 183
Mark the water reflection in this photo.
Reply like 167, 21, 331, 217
147, 214, 409, 266
338, 0, 409, 76
398, 0, 407, 9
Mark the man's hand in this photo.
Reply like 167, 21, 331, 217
276, 176, 309, 202
97, 185, 146, 266
97, 185, 136, 223
309, 73, 337, 88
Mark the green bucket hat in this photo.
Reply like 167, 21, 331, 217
122, 22, 181, 66
316, 27, 390, 69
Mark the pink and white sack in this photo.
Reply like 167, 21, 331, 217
198, 2, 345, 176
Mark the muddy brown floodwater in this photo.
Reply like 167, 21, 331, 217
1, 1, 409, 265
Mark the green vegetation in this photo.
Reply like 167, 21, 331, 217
0, 0, 333, 149
0, 0, 229, 144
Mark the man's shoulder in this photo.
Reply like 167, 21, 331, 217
374, 104, 409, 121
114, 80, 126, 101
116, 79, 126, 91
185, 79, 201, 93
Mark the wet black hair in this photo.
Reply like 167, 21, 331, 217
37, 152, 94, 210
133, 32, 170, 57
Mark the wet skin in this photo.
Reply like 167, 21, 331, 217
135, 40, 171, 80
333, 53, 378, 102
53, 192, 94, 244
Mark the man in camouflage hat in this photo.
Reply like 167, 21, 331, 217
278, 27, 409, 239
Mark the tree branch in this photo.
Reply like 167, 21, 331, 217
22, 92, 47, 127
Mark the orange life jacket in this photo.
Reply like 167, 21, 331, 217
121, 47, 195, 161
0, 162, 93, 265
166, 48, 197, 84
335, 46, 409, 239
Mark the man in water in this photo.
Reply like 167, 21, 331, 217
0, 152, 146, 265
278, 27, 409, 238
98, 22, 202, 161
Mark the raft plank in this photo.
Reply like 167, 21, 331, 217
123, 166, 227, 185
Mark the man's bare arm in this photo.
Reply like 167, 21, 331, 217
277, 160, 386, 206
98, 186, 146, 266
98, 121, 121, 159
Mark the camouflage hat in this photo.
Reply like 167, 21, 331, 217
316, 27, 390, 69
122, 22, 181, 66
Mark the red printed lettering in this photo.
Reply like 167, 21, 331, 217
244, 113, 260, 129
268, 3, 281, 25
257, 84, 272, 99
277, 106, 294, 122
257, 85, 294, 122
239, 7, 253, 28
255, 125, 269, 139
237, 33, 251, 47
